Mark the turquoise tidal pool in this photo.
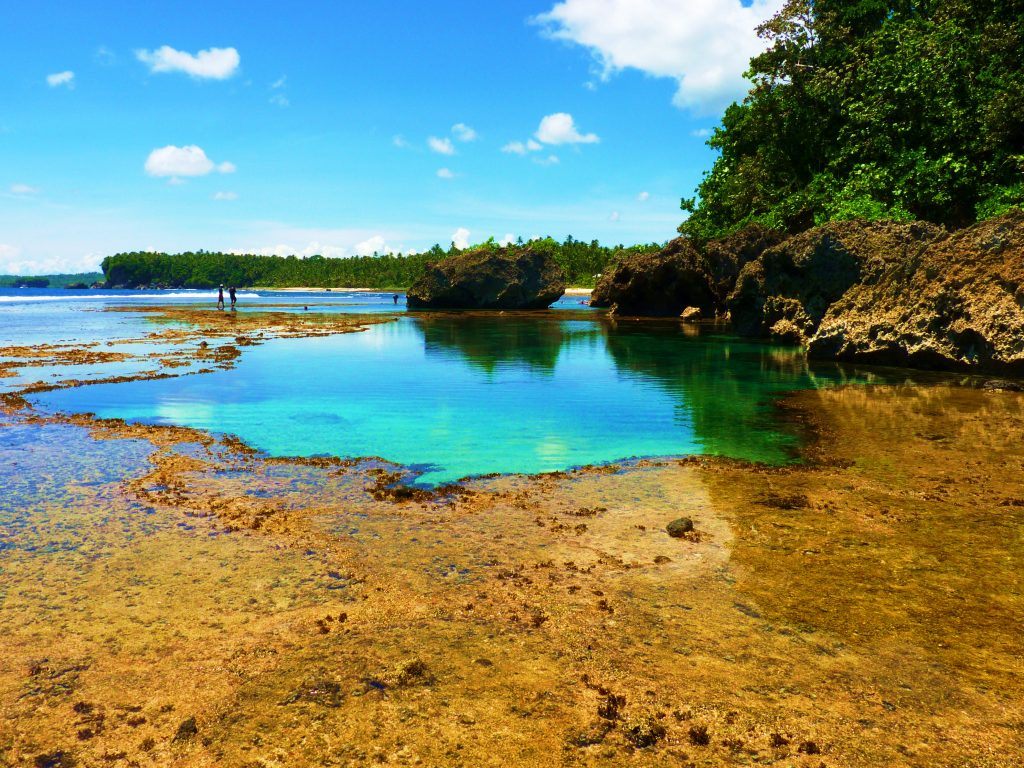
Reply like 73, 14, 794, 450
31, 312, 874, 485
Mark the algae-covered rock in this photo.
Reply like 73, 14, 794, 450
406, 247, 565, 310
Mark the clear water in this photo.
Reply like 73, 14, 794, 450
30, 302, 875, 484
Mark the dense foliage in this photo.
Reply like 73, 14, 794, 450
100, 238, 661, 289
0, 272, 103, 288
681, 0, 1024, 242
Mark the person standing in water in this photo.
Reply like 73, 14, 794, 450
229, 286, 237, 310
217, 284, 225, 310
393, 293, 399, 305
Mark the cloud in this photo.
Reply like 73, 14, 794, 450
499, 233, 515, 246
535, 112, 599, 145
393, 135, 410, 149
428, 136, 456, 155
46, 71, 74, 88
136, 46, 240, 79
637, 191, 650, 202
501, 139, 543, 155
354, 235, 388, 256
534, 154, 560, 166
269, 93, 289, 107
213, 191, 238, 201
271, 75, 287, 89
534, 0, 784, 114
691, 127, 713, 138
10, 184, 40, 196
95, 46, 116, 65
609, 211, 621, 222
436, 168, 455, 179
452, 123, 478, 142
451, 227, 471, 250
144, 145, 235, 179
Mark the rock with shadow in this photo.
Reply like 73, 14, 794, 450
406, 246, 565, 310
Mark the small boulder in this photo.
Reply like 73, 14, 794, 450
666, 518, 695, 537
407, 247, 565, 310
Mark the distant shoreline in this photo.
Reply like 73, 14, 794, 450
250, 286, 594, 295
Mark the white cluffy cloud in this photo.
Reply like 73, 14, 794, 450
436, 168, 455, 179
451, 227, 471, 250
501, 139, 543, 155
451, 123, 478, 142
213, 191, 238, 201
10, 184, 40, 195
136, 46, 240, 79
499, 233, 516, 246
144, 145, 236, 179
47, 70, 74, 88
609, 211, 621, 222
535, 0, 784, 114
535, 112, 599, 145
637, 191, 650, 202
428, 136, 456, 155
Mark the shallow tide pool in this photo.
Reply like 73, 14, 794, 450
31, 310, 874, 484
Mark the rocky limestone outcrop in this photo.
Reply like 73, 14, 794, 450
590, 224, 783, 317
728, 219, 945, 340
406, 247, 565, 310
810, 211, 1024, 373
590, 239, 714, 316
729, 211, 1024, 374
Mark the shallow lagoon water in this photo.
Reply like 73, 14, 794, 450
32, 307, 874, 484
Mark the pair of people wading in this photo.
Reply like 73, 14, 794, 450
217, 284, 237, 311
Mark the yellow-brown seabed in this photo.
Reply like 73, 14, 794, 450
1, 306, 1022, 767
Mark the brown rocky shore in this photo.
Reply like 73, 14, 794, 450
1, 303, 1023, 767
593, 210, 1024, 376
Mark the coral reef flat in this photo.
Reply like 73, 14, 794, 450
1, 304, 1022, 767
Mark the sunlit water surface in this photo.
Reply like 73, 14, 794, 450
20, 290, 876, 484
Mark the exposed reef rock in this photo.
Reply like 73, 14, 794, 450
590, 239, 716, 316
810, 211, 1024, 372
728, 219, 944, 340
729, 211, 1024, 374
406, 247, 565, 310
590, 224, 783, 316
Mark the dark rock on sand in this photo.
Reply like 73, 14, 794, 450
173, 716, 198, 742
666, 517, 695, 537
406, 247, 565, 310
623, 716, 667, 748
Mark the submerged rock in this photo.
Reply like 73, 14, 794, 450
406, 247, 565, 310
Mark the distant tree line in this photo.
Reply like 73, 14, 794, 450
0, 272, 104, 288
100, 237, 663, 289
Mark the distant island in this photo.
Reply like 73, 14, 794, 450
98, 237, 660, 289
0, 272, 104, 289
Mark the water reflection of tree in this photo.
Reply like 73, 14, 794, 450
600, 319, 853, 462
412, 314, 600, 375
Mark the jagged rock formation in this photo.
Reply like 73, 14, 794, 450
730, 211, 1024, 374
406, 247, 565, 310
590, 225, 783, 317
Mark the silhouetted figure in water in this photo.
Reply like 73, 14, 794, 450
217, 285, 225, 310
229, 286, 237, 310
393, 293, 399, 305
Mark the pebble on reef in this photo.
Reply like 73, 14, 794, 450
173, 716, 198, 742
666, 517, 695, 537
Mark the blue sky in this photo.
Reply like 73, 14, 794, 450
0, 0, 782, 273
